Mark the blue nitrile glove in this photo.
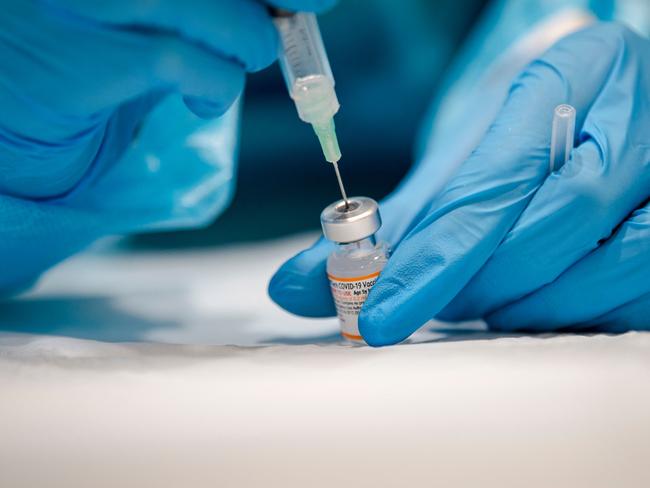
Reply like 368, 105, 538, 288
270, 23, 650, 345
0, 0, 335, 292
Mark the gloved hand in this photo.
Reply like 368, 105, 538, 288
269, 23, 650, 345
0, 0, 335, 292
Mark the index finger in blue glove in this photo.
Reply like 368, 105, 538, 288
4, 0, 275, 138
358, 23, 626, 346
49, 0, 279, 72
0, 6, 250, 199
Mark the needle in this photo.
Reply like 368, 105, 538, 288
332, 161, 350, 209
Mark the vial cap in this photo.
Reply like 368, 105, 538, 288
320, 197, 382, 243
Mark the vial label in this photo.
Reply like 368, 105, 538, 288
327, 271, 380, 342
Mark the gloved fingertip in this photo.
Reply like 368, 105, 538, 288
358, 305, 408, 347
268, 241, 336, 317
241, 17, 279, 73
268, 264, 334, 317
183, 95, 229, 119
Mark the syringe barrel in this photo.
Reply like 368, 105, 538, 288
273, 12, 340, 124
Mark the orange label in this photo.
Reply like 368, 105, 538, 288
328, 271, 381, 343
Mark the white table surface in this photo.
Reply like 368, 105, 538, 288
1, 235, 648, 488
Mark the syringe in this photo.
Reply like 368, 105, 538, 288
271, 9, 349, 206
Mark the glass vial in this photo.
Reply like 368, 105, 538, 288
320, 197, 389, 344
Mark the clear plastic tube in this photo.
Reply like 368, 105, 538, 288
550, 104, 576, 171
273, 11, 341, 163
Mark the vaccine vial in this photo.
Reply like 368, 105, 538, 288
320, 197, 389, 344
